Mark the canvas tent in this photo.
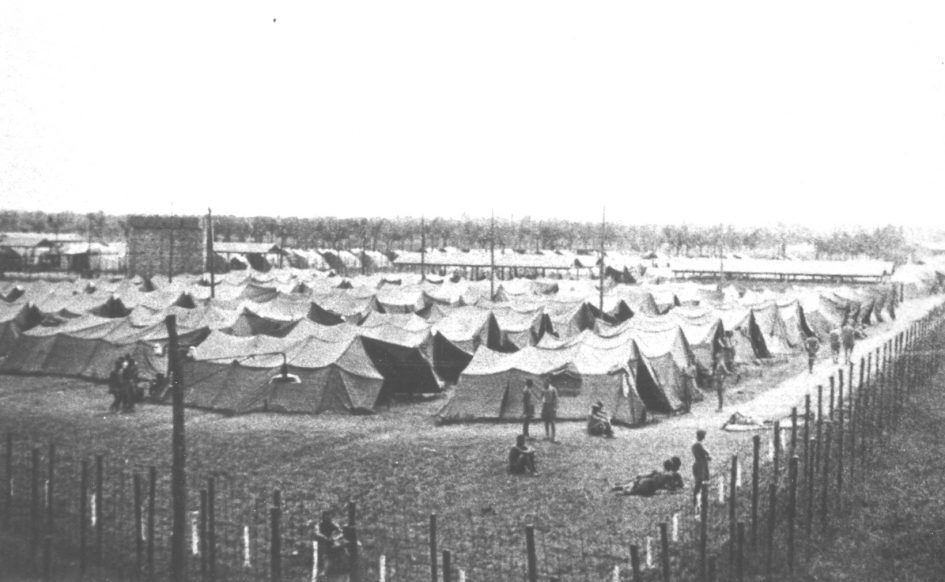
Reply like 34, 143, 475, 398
183, 334, 385, 414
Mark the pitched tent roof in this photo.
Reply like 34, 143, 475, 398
745, 301, 795, 355
475, 302, 553, 351
716, 305, 770, 361
356, 316, 442, 396
596, 317, 698, 408
430, 306, 502, 355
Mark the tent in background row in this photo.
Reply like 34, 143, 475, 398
716, 305, 770, 363
0, 302, 42, 356
745, 301, 796, 355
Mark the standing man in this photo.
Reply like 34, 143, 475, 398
804, 334, 821, 374
522, 379, 536, 440
541, 380, 559, 443
692, 430, 711, 508
841, 321, 856, 364
828, 328, 842, 364
713, 362, 727, 412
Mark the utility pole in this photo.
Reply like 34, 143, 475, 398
718, 223, 724, 291
490, 211, 496, 299
420, 216, 426, 281
168, 229, 175, 284
207, 209, 216, 299
599, 207, 605, 313
87, 214, 93, 278
165, 315, 187, 582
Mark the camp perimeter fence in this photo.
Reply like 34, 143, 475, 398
2, 306, 945, 582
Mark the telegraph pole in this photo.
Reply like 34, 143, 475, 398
168, 228, 175, 284
490, 210, 496, 299
420, 216, 426, 281
599, 207, 606, 313
165, 315, 187, 581
207, 209, 216, 299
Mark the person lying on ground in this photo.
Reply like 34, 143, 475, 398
611, 458, 684, 497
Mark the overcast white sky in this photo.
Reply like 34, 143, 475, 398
1, 1, 944, 227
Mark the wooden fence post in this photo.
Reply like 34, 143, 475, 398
271, 489, 281, 582
347, 501, 359, 582
729, 455, 737, 566
3, 432, 10, 530
699, 486, 709, 582
659, 522, 670, 582
429, 513, 438, 582
829, 376, 835, 420
765, 483, 776, 582
80, 459, 88, 578
736, 522, 745, 582
838, 373, 845, 510
200, 489, 208, 581
30, 446, 39, 568
525, 524, 537, 582
772, 421, 781, 482
630, 544, 642, 582
790, 407, 798, 457
442, 550, 451, 582
148, 466, 156, 579
134, 473, 143, 579
46, 443, 54, 548
208, 477, 216, 582
751, 435, 760, 550
788, 456, 798, 575
96, 455, 103, 566
821, 424, 832, 533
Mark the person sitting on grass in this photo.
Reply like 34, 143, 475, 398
508, 434, 538, 475
587, 401, 615, 438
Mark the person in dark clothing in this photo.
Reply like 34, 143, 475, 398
612, 457, 684, 496
713, 362, 728, 412
541, 381, 559, 443
108, 359, 124, 412
508, 434, 537, 475
692, 430, 711, 507
522, 379, 536, 439
828, 328, 842, 364
313, 511, 345, 576
804, 335, 821, 374
841, 323, 856, 364
121, 356, 139, 412
587, 401, 615, 438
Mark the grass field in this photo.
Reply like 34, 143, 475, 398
0, 295, 939, 580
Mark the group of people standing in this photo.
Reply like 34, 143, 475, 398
108, 355, 141, 413
509, 378, 620, 475
805, 322, 857, 374
521, 378, 559, 443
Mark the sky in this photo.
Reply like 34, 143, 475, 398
1, 1, 944, 227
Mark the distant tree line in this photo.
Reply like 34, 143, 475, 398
0, 210, 912, 263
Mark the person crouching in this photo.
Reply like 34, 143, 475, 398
508, 434, 537, 475
587, 401, 615, 438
